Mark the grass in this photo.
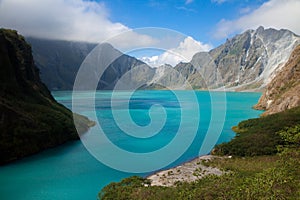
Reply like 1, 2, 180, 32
99, 150, 300, 200
206, 155, 280, 175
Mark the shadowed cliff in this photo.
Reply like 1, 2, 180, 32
0, 29, 92, 164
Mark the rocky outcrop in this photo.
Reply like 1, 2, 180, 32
149, 27, 300, 90
205, 26, 299, 90
254, 44, 300, 116
28, 27, 300, 91
0, 29, 92, 164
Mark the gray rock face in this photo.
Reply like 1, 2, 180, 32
147, 64, 189, 89
254, 44, 300, 116
28, 27, 300, 91
147, 27, 300, 91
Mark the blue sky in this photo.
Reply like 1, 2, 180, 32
0, 0, 299, 66
102, 0, 267, 46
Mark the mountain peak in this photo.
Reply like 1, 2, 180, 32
99, 42, 115, 51
256, 25, 265, 33
26, 27, 300, 92
96, 42, 123, 58
186, 26, 300, 90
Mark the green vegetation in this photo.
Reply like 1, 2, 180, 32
0, 29, 93, 164
99, 176, 151, 200
213, 105, 300, 156
277, 125, 300, 153
98, 106, 300, 199
99, 152, 300, 199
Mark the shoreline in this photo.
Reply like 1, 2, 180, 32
146, 155, 224, 186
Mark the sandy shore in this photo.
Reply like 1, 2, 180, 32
147, 155, 223, 186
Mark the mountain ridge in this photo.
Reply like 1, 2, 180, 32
151, 26, 300, 91
27, 26, 300, 91
28, 38, 155, 90
26, 37, 97, 90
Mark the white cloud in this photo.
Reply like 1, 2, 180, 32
176, 6, 197, 13
185, 0, 194, 5
239, 6, 252, 14
141, 36, 212, 67
211, 0, 228, 4
214, 0, 300, 39
0, 0, 157, 48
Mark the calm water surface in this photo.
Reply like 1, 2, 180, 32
0, 90, 262, 200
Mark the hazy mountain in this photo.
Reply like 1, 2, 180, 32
27, 37, 96, 90
28, 27, 300, 91
0, 29, 92, 164
254, 44, 300, 116
94, 43, 155, 90
27, 38, 155, 90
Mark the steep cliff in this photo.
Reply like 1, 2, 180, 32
27, 27, 300, 92
0, 29, 91, 164
254, 44, 300, 116
28, 38, 155, 90
27, 37, 96, 90
149, 27, 300, 91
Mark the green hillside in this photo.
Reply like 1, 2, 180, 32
0, 29, 93, 164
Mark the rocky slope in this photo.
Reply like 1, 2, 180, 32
0, 29, 92, 164
150, 27, 300, 90
95, 43, 155, 90
27, 27, 300, 91
254, 44, 300, 116
28, 38, 155, 90
146, 64, 193, 89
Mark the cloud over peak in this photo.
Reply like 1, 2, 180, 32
0, 0, 157, 48
141, 36, 212, 67
214, 0, 300, 39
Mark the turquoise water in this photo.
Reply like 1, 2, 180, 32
0, 91, 263, 200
